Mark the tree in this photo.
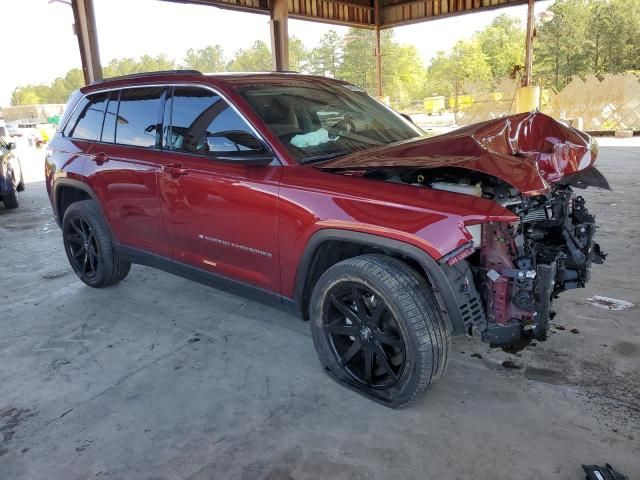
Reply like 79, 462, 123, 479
227, 40, 272, 72
102, 54, 176, 77
183, 45, 226, 72
337, 28, 376, 92
11, 87, 42, 106
49, 78, 71, 104
288, 36, 309, 72
308, 30, 342, 77
64, 69, 85, 92
426, 40, 491, 120
586, 0, 640, 74
534, 0, 591, 87
474, 14, 525, 78
382, 42, 428, 108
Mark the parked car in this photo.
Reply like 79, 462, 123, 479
45, 71, 608, 407
0, 136, 24, 209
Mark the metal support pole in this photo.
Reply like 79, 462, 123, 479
269, 0, 289, 71
71, 0, 102, 84
523, 0, 535, 86
373, 0, 382, 97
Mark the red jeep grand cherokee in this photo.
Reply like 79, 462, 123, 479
46, 70, 608, 407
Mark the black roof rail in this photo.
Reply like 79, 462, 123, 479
91, 69, 203, 85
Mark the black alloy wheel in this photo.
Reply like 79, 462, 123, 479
323, 282, 405, 389
64, 217, 101, 279
61, 200, 131, 288
310, 255, 451, 408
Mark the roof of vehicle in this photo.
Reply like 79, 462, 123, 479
80, 70, 344, 94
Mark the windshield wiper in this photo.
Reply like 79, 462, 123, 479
300, 152, 349, 164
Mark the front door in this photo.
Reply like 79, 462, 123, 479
157, 86, 282, 293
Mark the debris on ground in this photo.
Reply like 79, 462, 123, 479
502, 360, 521, 370
571, 328, 580, 334
582, 463, 628, 480
554, 325, 566, 331
586, 296, 634, 311
470, 353, 483, 359
42, 269, 69, 279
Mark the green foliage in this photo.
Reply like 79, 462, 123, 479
183, 45, 226, 72
427, 40, 491, 97
10, 67, 85, 105
226, 40, 272, 72
288, 37, 308, 72
102, 54, 176, 77
475, 14, 525, 78
535, 0, 640, 88
308, 30, 342, 76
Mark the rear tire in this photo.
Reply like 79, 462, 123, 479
2, 191, 18, 209
17, 163, 25, 192
310, 254, 450, 408
62, 200, 131, 288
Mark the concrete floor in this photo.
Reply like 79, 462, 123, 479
1, 143, 638, 479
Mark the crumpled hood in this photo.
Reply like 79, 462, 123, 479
317, 112, 599, 194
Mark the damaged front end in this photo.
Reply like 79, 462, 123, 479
318, 112, 610, 349
476, 181, 607, 347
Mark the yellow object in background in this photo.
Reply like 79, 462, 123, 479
37, 124, 55, 143
515, 86, 540, 113
423, 96, 445, 115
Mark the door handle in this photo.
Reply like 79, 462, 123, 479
163, 163, 189, 178
93, 152, 109, 165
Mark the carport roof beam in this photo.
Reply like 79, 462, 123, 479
158, 0, 543, 29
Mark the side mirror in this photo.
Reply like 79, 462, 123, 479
400, 113, 415, 125
7, 142, 17, 150
206, 130, 276, 165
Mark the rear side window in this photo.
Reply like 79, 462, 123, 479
166, 86, 262, 156
101, 90, 120, 144
114, 87, 163, 148
65, 93, 108, 141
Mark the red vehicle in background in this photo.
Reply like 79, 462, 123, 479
46, 71, 608, 407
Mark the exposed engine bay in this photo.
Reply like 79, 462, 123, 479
366, 166, 609, 348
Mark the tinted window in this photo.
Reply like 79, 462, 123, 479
115, 87, 163, 148
101, 90, 120, 143
66, 94, 107, 141
167, 87, 262, 156
238, 82, 420, 163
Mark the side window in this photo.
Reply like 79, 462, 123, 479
167, 86, 263, 156
65, 94, 107, 141
101, 90, 120, 143
115, 87, 163, 148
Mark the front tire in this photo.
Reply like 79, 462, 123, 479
310, 254, 451, 408
2, 191, 18, 209
62, 200, 131, 288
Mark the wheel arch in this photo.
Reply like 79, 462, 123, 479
293, 228, 467, 336
52, 179, 114, 241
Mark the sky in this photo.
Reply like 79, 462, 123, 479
1, 0, 553, 105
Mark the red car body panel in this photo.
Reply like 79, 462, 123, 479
155, 151, 283, 292
317, 112, 598, 194
277, 165, 516, 298
83, 142, 169, 257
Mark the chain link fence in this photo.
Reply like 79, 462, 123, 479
405, 72, 640, 132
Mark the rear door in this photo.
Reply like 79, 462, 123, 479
157, 86, 282, 293
81, 86, 169, 257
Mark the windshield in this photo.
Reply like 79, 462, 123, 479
237, 81, 422, 163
